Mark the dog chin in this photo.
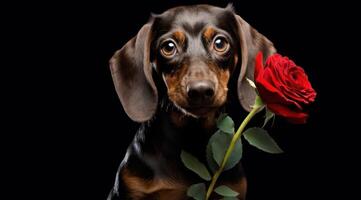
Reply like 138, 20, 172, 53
190, 106, 215, 116
180, 106, 217, 118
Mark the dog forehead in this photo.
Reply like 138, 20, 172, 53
174, 9, 216, 27
154, 5, 232, 35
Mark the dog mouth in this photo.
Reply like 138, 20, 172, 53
184, 105, 217, 116
170, 98, 219, 117
168, 93, 221, 117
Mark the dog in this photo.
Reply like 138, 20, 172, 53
108, 4, 276, 200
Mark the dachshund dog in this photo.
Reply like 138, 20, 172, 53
108, 4, 276, 200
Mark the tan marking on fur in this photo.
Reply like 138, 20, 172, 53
173, 31, 186, 45
157, 188, 188, 200
122, 169, 187, 200
163, 63, 189, 108
203, 27, 216, 42
207, 62, 230, 108
201, 110, 217, 130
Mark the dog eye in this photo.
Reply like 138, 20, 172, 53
213, 36, 229, 53
160, 40, 177, 57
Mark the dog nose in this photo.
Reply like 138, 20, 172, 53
187, 81, 215, 103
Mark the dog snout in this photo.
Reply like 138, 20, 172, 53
186, 80, 215, 104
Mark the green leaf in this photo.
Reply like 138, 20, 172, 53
262, 109, 275, 128
206, 131, 221, 173
243, 127, 283, 154
181, 150, 211, 181
207, 130, 243, 171
221, 197, 239, 200
216, 114, 234, 134
187, 183, 206, 200
211, 135, 228, 166
223, 135, 242, 171
214, 185, 239, 197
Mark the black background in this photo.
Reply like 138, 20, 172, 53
5, 0, 350, 199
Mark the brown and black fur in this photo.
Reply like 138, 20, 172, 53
108, 4, 276, 200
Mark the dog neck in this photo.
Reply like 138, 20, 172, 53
140, 97, 220, 160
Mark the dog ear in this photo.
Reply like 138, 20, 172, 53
235, 15, 277, 112
109, 22, 158, 122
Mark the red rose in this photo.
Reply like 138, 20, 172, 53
254, 52, 317, 124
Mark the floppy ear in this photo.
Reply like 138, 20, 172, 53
235, 15, 277, 112
109, 22, 158, 122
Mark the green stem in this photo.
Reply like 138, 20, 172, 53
205, 96, 264, 200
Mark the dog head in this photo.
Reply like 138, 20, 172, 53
110, 4, 276, 122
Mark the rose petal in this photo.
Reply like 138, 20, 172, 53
256, 76, 288, 104
257, 80, 304, 111
255, 52, 264, 80
267, 103, 309, 124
